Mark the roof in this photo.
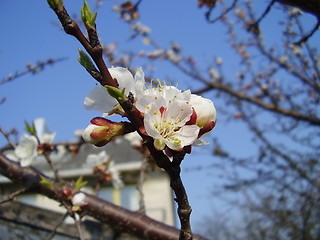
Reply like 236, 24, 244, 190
0, 136, 144, 183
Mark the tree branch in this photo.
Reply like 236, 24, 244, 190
0, 153, 207, 240
172, 62, 320, 126
275, 0, 320, 19
48, 4, 198, 238
51, 6, 117, 87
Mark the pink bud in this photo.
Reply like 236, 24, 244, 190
198, 120, 215, 137
82, 117, 134, 147
190, 94, 216, 129
63, 187, 73, 199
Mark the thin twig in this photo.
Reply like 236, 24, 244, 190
52, 6, 117, 87
253, 0, 275, 26
0, 152, 208, 240
0, 127, 17, 149
73, 214, 85, 240
0, 58, 67, 85
294, 19, 320, 45
49, 4, 196, 239
206, 0, 239, 24
136, 158, 148, 214
44, 154, 62, 182
172, 61, 320, 126
47, 212, 69, 240
0, 187, 29, 204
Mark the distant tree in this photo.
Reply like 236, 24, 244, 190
106, 0, 320, 239
1, 0, 319, 239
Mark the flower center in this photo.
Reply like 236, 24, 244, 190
153, 107, 186, 145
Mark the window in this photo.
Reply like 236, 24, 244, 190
98, 186, 139, 211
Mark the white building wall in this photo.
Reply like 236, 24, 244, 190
143, 171, 175, 226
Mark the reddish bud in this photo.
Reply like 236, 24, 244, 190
63, 187, 73, 199
198, 120, 216, 138
82, 117, 134, 147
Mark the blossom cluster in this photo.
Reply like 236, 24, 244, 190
83, 67, 216, 156
5, 118, 56, 167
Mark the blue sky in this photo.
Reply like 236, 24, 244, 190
0, 0, 317, 233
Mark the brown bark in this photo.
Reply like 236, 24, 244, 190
275, 0, 320, 18
0, 153, 208, 240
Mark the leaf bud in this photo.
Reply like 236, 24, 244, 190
77, 49, 94, 71
105, 85, 126, 101
81, 1, 97, 29
47, 0, 64, 10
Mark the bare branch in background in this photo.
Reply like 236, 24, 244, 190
0, 187, 29, 204
0, 58, 67, 85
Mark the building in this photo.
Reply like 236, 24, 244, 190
0, 134, 176, 239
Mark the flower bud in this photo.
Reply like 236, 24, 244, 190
63, 187, 73, 199
72, 192, 87, 206
81, 1, 97, 29
47, 0, 64, 10
82, 117, 134, 147
78, 49, 94, 71
190, 94, 216, 129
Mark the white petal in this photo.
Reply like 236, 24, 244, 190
134, 67, 145, 83
143, 102, 163, 139
165, 125, 199, 150
136, 95, 166, 114
177, 89, 191, 101
109, 161, 124, 189
82, 124, 98, 144
190, 94, 216, 127
20, 157, 34, 167
162, 86, 182, 100
72, 192, 87, 206
84, 86, 116, 113
15, 134, 38, 161
40, 132, 56, 144
15, 134, 38, 166
124, 132, 142, 147
134, 68, 146, 98
34, 118, 54, 142
3, 150, 20, 162
193, 138, 209, 146
84, 150, 109, 167
109, 67, 135, 96
165, 100, 193, 126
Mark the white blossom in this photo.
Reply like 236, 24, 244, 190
83, 67, 217, 153
190, 94, 216, 128
72, 192, 87, 206
144, 97, 200, 151
15, 134, 38, 167
13, 118, 56, 167
108, 161, 124, 189
123, 131, 143, 147
84, 67, 144, 114
135, 80, 191, 115
84, 150, 109, 167
34, 118, 56, 144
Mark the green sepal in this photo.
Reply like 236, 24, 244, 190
72, 205, 81, 212
40, 176, 53, 189
47, 0, 64, 10
81, 1, 97, 29
25, 120, 37, 137
77, 49, 94, 71
105, 85, 126, 101
74, 176, 88, 192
